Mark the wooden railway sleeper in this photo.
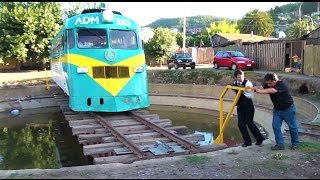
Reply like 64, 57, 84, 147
127, 111, 202, 154
91, 113, 150, 159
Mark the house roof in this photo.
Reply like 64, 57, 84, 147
298, 27, 320, 40
214, 33, 276, 43
306, 26, 320, 37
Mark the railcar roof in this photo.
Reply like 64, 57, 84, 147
81, 9, 122, 15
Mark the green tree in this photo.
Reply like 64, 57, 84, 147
208, 19, 240, 35
237, 9, 274, 37
176, 32, 190, 48
189, 29, 211, 47
269, 6, 282, 25
144, 27, 178, 66
0, 2, 62, 70
25, 3, 63, 67
287, 20, 309, 39
62, 3, 83, 18
61, 2, 105, 19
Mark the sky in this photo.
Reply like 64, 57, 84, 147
106, 2, 293, 26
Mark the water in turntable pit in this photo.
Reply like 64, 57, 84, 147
0, 105, 256, 170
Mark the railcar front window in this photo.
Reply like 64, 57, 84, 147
92, 66, 130, 79
77, 29, 107, 49
105, 66, 117, 78
110, 30, 137, 50
92, 67, 105, 78
118, 66, 129, 78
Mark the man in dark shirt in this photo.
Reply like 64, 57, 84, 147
252, 72, 299, 150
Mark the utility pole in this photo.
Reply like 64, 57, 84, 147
317, 2, 320, 24
182, 16, 186, 53
299, 2, 303, 37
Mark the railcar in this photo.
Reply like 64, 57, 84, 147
49, 7, 149, 112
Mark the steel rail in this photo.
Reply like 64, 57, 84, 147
91, 112, 149, 159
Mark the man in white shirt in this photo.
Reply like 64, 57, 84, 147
233, 69, 264, 147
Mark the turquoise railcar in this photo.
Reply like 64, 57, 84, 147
49, 8, 149, 112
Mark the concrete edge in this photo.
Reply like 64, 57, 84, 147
149, 83, 320, 124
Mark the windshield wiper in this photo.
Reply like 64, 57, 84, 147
83, 29, 105, 41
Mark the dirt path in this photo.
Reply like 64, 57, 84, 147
0, 139, 319, 179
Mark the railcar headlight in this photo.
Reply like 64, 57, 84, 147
77, 67, 88, 73
134, 66, 144, 73
103, 9, 114, 22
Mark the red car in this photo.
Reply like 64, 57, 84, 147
213, 51, 256, 70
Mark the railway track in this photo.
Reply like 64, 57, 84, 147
284, 121, 320, 140
53, 93, 227, 164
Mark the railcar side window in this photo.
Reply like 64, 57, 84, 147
77, 29, 107, 49
110, 30, 137, 50
66, 29, 75, 49
51, 34, 64, 57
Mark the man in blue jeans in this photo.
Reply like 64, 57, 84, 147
251, 72, 299, 150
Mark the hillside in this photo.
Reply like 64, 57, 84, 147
143, 2, 320, 37
269, 2, 319, 35
144, 15, 236, 30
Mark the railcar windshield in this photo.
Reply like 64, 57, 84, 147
110, 30, 137, 50
77, 29, 107, 48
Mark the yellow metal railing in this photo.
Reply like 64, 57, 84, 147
213, 85, 253, 144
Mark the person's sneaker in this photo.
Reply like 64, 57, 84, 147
241, 143, 252, 147
255, 140, 263, 145
290, 145, 299, 150
271, 145, 285, 150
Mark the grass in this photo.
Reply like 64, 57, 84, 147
49, 173, 60, 177
239, 160, 289, 172
183, 155, 210, 164
311, 91, 320, 101
148, 69, 234, 85
79, 171, 90, 178
272, 153, 288, 160
5, 173, 35, 179
299, 141, 320, 153
262, 160, 289, 171
5, 173, 18, 179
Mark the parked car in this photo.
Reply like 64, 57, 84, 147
213, 51, 256, 70
167, 52, 195, 69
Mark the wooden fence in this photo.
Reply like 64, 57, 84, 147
147, 40, 320, 76
303, 45, 320, 77
187, 47, 214, 64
